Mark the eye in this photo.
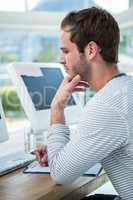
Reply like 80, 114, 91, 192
61, 48, 69, 54
63, 50, 69, 54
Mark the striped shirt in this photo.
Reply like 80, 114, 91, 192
47, 74, 133, 200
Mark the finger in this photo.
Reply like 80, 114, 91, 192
70, 75, 81, 87
35, 146, 46, 161
35, 145, 47, 154
35, 150, 41, 162
63, 75, 73, 84
39, 161, 45, 166
41, 151, 48, 162
40, 154, 48, 166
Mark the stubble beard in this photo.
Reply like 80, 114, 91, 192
72, 54, 91, 83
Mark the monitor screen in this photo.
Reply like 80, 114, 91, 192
8, 63, 82, 133
21, 67, 76, 111
0, 98, 9, 143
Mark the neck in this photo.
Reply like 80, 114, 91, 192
89, 63, 119, 92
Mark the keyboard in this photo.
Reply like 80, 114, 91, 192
0, 151, 35, 176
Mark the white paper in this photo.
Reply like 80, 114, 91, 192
24, 161, 102, 176
25, 161, 50, 173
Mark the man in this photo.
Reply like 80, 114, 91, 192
36, 7, 133, 200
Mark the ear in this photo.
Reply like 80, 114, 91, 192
85, 41, 99, 60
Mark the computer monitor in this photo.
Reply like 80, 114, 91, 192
8, 63, 82, 133
0, 98, 9, 143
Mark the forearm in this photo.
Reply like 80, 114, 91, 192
51, 105, 65, 125
47, 123, 70, 183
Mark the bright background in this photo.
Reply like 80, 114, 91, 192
0, 2, 133, 195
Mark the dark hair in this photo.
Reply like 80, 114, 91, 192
61, 7, 120, 64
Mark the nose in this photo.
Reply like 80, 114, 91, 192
60, 53, 66, 65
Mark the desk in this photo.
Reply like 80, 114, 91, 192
0, 168, 108, 200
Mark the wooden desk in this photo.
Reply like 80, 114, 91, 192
0, 168, 108, 200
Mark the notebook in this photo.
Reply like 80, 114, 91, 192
23, 161, 102, 177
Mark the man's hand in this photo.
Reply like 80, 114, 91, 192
51, 74, 86, 125
35, 144, 48, 166
51, 74, 85, 109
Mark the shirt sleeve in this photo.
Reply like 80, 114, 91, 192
47, 101, 129, 184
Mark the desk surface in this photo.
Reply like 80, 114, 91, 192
0, 168, 108, 200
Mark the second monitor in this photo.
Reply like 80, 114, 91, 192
0, 98, 9, 143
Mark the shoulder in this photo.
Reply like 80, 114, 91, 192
88, 75, 133, 109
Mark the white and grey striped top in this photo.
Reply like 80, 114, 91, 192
47, 74, 133, 200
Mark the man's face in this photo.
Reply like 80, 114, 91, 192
60, 30, 90, 82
